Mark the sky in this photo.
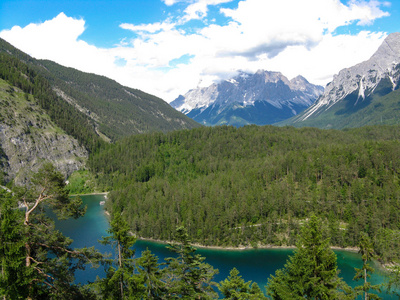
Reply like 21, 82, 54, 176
0, 0, 399, 103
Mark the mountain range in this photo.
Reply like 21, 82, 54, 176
1, 32, 400, 184
170, 70, 323, 127
281, 32, 400, 128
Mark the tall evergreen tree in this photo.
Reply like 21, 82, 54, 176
266, 215, 353, 299
353, 232, 382, 300
164, 226, 218, 299
218, 267, 265, 299
97, 213, 137, 299
0, 189, 27, 299
135, 249, 166, 299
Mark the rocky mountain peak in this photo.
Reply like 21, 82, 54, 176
170, 70, 323, 127
371, 32, 400, 65
298, 32, 400, 122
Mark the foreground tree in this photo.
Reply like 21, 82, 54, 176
164, 226, 219, 299
0, 189, 27, 298
353, 232, 382, 300
135, 249, 166, 299
1, 163, 101, 299
97, 213, 137, 299
266, 215, 353, 299
218, 267, 265, 299
385, 263, 400, 297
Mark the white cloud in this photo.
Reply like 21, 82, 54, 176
0, 1, 391, 103
183, 0, 233, 21
120, 21, 175, 33
162, 0, 184, 5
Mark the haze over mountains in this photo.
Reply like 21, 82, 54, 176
171, 70, 323, 127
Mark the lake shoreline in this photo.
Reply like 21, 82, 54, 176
94, 192, 360, 253
134, 235, 360, 253
69, 191, 109, 197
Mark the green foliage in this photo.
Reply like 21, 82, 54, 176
164, 226, 219, 299
0, 189, 27, 299
0, 164, 102, 299
89, 124, 400, 254
385, 264, 400, 297
0, 50, 104, 153
265, 215, 353, 299
135, 249, 166, 299
97, 213, 137, 299
66, 169, 97, 195
353, 232, 382, 299
218, 268, 265, 299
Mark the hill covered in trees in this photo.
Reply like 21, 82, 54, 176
0, 38, 201, 144
89, 124, 400, 263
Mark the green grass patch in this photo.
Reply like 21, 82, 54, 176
65, 169, 96, 195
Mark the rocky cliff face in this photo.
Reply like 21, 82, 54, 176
0, 79, 87, 185
170, 70, 323, 126
297, 32, 400, 122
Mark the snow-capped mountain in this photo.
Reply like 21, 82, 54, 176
170, 70, 323, 126
288, 32, 400, 127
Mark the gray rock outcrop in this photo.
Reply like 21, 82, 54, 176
0, 79, 88, 185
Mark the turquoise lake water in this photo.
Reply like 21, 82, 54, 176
53, 194, 396, 298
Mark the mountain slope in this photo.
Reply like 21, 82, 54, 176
0, 78, 87, 185
0, 38, 201, 142
281, 32, 400, 129
170, 70, 323, 126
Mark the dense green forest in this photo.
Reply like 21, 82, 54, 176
1, 166, 398, 299
89, 125, 400, 263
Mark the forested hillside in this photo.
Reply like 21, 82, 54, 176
89, 125, 400, 262
0, 78, 87, 184
0, 52, 104, 153
0, 38, 201, 142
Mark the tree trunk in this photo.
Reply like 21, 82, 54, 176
118, 242, 124, 299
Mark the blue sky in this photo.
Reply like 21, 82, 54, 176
1, 0, 399, 102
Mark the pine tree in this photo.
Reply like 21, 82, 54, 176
164, 226, 218, 299
218, 267, 265, 299
98, 212, 137, 299
0, 189, 28, 299
266, 215, 353, 299
353, 232, 382, 300
135, 249, 166, 299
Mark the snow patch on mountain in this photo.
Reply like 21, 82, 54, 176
170, 70, 323, 126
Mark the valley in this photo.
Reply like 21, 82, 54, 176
1, 31, 400, 299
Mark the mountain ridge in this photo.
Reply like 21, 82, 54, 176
0, 38, 201, 143
170, 70, 323, 127
282, 32, 400, 128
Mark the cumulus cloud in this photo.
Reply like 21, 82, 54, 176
0, 1, 391, 102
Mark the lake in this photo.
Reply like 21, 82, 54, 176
53, 194, 395, 298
